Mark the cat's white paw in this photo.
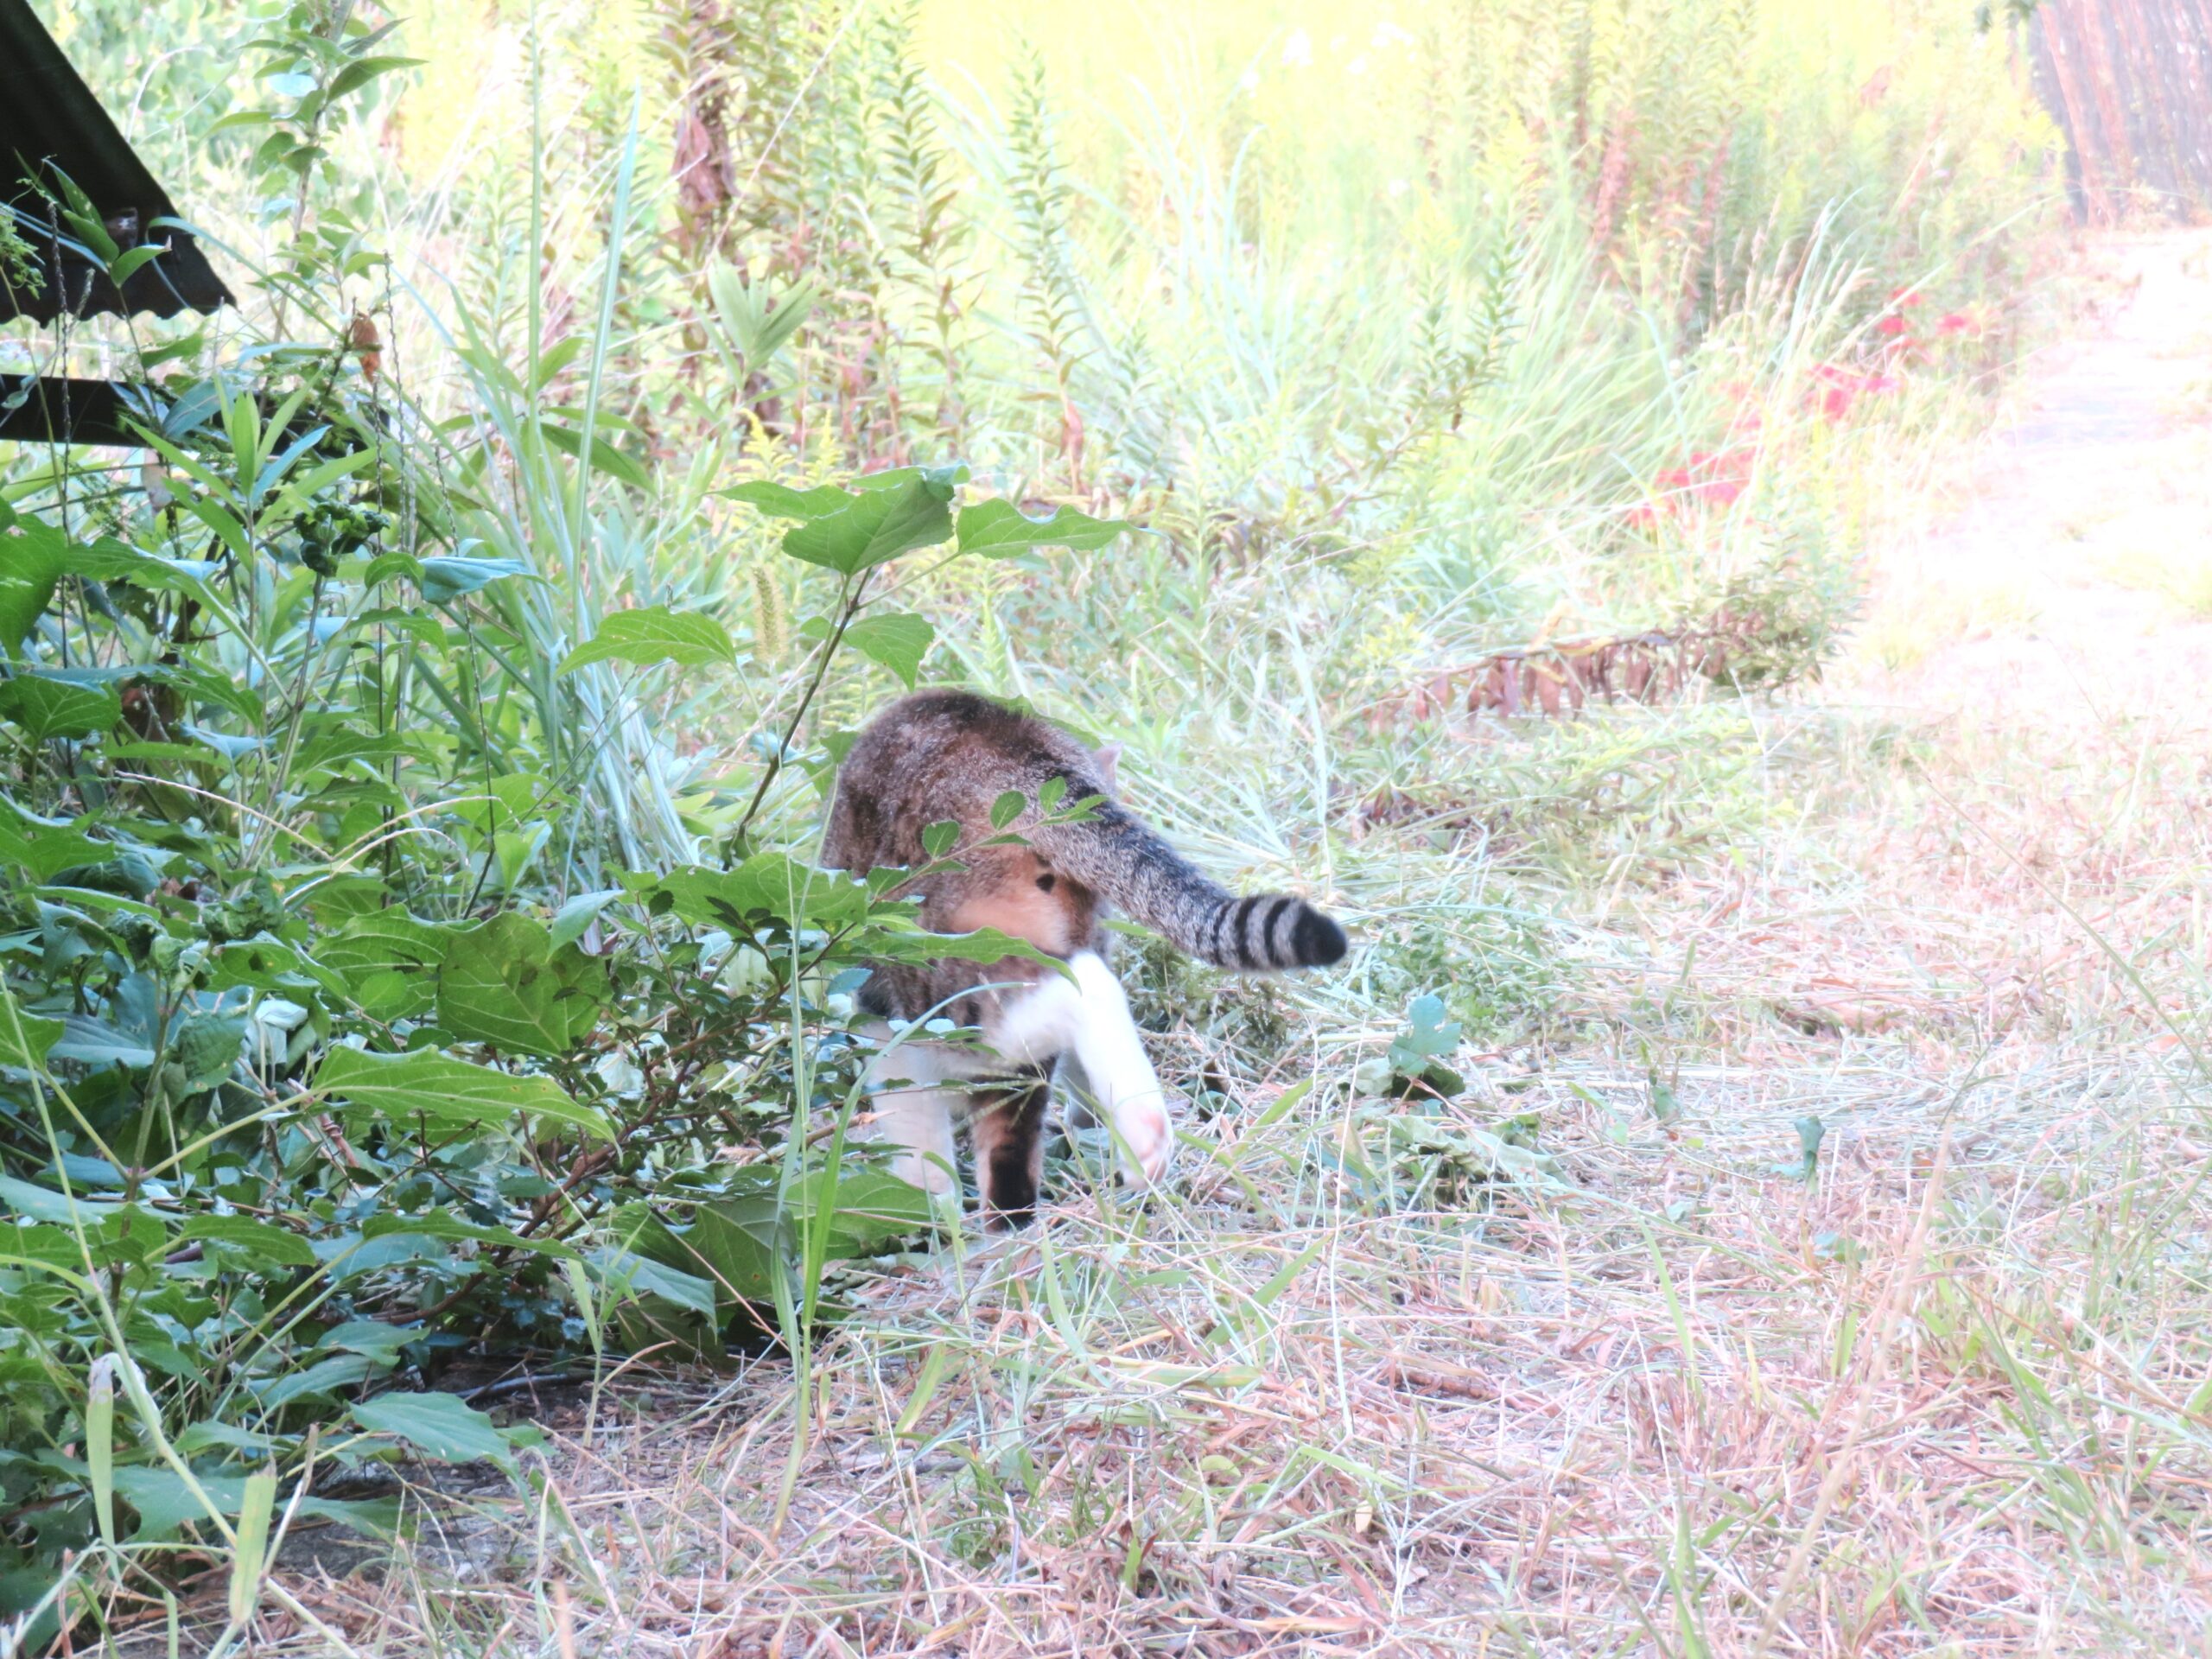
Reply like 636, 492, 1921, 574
1114, 1096, 1177, 1188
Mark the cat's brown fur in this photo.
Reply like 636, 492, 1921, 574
822, 688, 1344, 1224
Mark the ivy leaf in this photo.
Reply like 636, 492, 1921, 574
842, 613, 933, 689
435, 913, 606, 1058
955, 498, 1130, 557
314, 1046, 612, 1141
559, 606, 735, 675
780, 476, 954, 574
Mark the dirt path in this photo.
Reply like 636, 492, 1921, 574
1856, 227, 2212, 723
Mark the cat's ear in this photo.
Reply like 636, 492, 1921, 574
1091, 741, 1122, 791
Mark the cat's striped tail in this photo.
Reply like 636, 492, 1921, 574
1031, 800, 1346, 972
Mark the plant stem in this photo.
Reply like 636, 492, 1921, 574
729, 568, 872, 856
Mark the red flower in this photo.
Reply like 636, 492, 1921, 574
1876, 314, 1909, 338
1697, 478, 1744, 506
1888, 285, 1924, 307
1936, 311, 1974, 336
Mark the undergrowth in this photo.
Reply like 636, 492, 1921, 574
0, 0, 2086, 1649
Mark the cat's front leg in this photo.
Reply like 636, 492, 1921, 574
1063, 951, 1177, 1187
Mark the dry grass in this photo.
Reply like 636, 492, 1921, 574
144, 237, 2212, 1659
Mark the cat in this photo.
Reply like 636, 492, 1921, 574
821, 688, 1346, 1228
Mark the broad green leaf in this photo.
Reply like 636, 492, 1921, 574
0, 988, 61, 1071
956, 498, 1130, 556
111, 1467, 245, 1540
642, 856, 873, 932
0, 675, 121, 741
842, 612, 933, 689
251, 1352, 387, 1410
989, 790, 1027, 830
0, 804, 113, 879
0, 512, 71, 653
418, 556, 536, 603
314, 1320, 418, 1359
780, 476, 953, 574
559, 606, 735, 675
179, 1214, 316, 1268
0, 1173, 127, 1225
593, 1244, 718, 1320
351, 1390, 533, 1474
315, 1046, 612, 1141
321, 910, 448, 1020
164, 1010, 246, 1095
435, 912, 606, 1057
716, 479, 858, 521
550, 888, 622, 949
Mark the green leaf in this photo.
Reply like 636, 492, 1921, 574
536, 422, 652, 492
989, 790, 1027, 831
1387, 995, 1462, 1073
0, 988, 61, 1072
321, 910, 448, 1020
107, 245, 168, 286
549, 888, 622, 949
326, 54, 423, 99
417, 556, 536, 603
780, 476, 953, 574
0, 804, 113, 879
314, 1046, 612, 1141
715, 480, 859, 521
920, 820, 960, 859
179, 1215, 316, 1268
0, 1173, 126, 1225
165, 1010, 246, 1095
643, 856, 873, 932
251, 1352, 388, 1410
0, 674, 120, 741
559, 606, 734, 675
842, 612, 933, 689
956, 498, 1130, 556
1795, 1115, 1826, 1181
705, 265, 817, 365
0, 512, 71, 653
351, 1390, 531, 1475
593, 1244, 718, 1320
435, 913, 606, 1058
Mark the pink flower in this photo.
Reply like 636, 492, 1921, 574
1876, 314, 1909, 338
1936, 311, 1974, 336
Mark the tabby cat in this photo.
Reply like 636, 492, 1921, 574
823, 689, 1346, 1227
